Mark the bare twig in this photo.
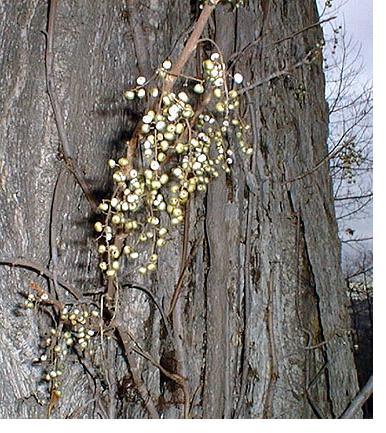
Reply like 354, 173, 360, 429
48, 169, 64, 302
273, 16, 336, 45
228, 16, 336, 70
285, 102, 372, 184
306, 362, 328, 419
167, 236, 201, 317
234, 90, 259, 418
239, 49, 317, 95
0, 257, 80, 300
335, 192, 373, 201
342, 237, 373, 244
122, 283, 173, 338
114, 326, 160, 419
347, 266, 373, 280
122, 326, 191, 419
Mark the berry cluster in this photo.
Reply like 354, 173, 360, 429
339, 139, 363, 183
27, 295, 100, 400
94, 53, 252, 278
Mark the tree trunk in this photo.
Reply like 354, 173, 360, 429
0, 0, 360, 419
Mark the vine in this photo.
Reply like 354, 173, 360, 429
22, 0, 253, 416
0, 0, 329, 418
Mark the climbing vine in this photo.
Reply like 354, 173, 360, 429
0, 0, 333, 418
20, 0, 253, 416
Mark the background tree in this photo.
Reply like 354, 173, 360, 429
0, 0, 363, 419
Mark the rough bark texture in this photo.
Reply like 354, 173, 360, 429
0, 0, 360, 419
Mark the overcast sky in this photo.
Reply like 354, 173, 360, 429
336, 0, 373, 81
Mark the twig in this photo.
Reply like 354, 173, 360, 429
342, 237, 373, 244
123, 1, 219, 168
188, 384, 202, 417
0, 257, 80, 300
125, 329, 185, 386
334, 192, 373, 201
347, 266, 373, 280
339, 375, 373, 419
122, 326, 190, 418
337, 197, 373, 221
285, 104, 372, 184
273, 16, 337, 45
239, 49, 317, 95
304, 330, 328, 419
48, 169, 64, 302
163, 1, 220, 93
228, 16, 336, 70
234, 91, 258, 418
166, 202, 193, 418
114, 326, 160, 419
44, 0, 98, 211
167, 237, 200, 317
306, 368, 328, 419
122, 283, 173, 338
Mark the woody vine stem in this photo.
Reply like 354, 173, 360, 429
19, 0, 251, 418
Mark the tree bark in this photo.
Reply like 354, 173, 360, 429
0, 0, 360, 418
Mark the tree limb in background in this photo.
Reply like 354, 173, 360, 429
339, 375, 373, 419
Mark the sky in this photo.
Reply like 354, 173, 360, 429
335, 0, 373, 82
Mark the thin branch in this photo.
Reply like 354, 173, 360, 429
122, 283, 173, 338
114, 325, 160, 419
339, 375, 373, 418
122, 326, 190, 419
334, 192, 373, 201
285, 104, 372, 184
273, 16, 337, 45
48, 169, 64, 302
167, 236, 200, 317
347, 266, 373, 280
342, 237, 373, 244
239, 49, 317, 95
228, 16, 335, 71
337, 196, 373, 221
0, 257, 80, 300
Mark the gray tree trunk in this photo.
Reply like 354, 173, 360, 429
0, 0, 360, 419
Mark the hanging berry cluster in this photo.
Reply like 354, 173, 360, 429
338, 138, 363, 183
25, 286, 100, 400
94, 52, 252, 278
